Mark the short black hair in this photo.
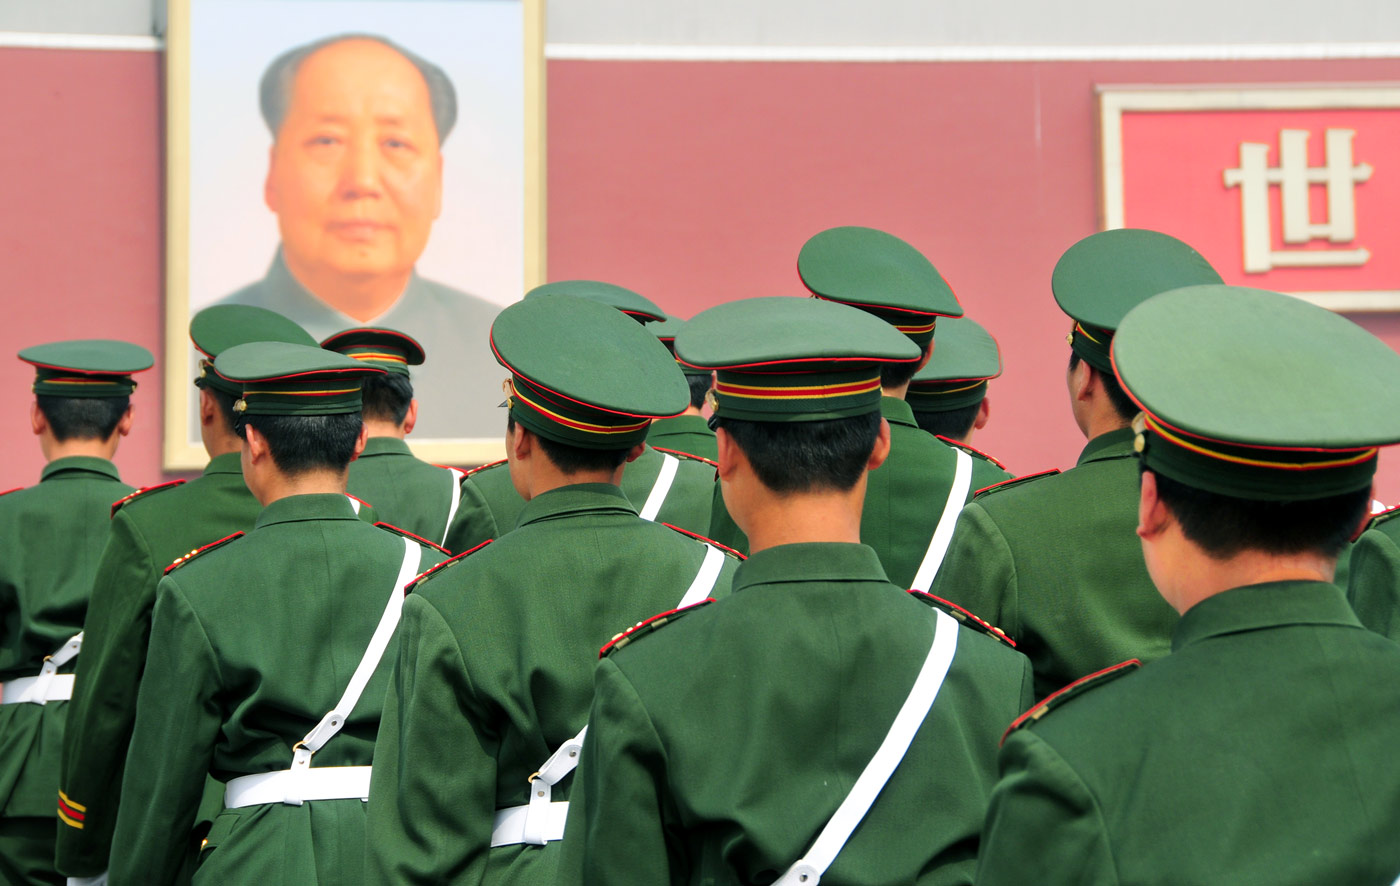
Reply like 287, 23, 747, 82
260, 33, 457, 143
686, 374, 712, 411
1069, 351, 1138, 421
36, 395, 129, 442
506, 413, 630, 475
716, 412, 882, 494
237, 413, 363, 475
880, 361, 922, 389
913, 401, 981, 440
1149, 468, 1370, 560
362, 373, 414, 426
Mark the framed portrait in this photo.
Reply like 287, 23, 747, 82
163, 0, 546, 470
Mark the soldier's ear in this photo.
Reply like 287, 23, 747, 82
973, 397, 991, 431
350, 421, 369, 462
867, 418, 892, 472
1136, 470, 1170, 542
114, 405, 135, 440
623, 443, 646, 464
30, 402, 45, 437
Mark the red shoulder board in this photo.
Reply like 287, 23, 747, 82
346, 493, 371, 508
406, 539, 491, 594
908, 591, 1016, 648
164, 531, 246, 575
111, 479, 187, 517
1358, 503, 1400, 539
935, 436, 1008, 471
464, 459, 507, 478
1000, 659, 1141, 746
661, 523, 746, 560
974, 469, 1060, 498
374, 522, 450, 556
600, 599, 714, 659
0, 487, 23, 498
651, 446, 719, 469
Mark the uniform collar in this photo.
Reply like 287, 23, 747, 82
1172, 580, 1361, 652
359, 437, 413, 458
1077, 426, 1137, 466
879, 395, 919, 429
40, 455, 121, 483
734, 542, 892, 592
650, 414, 714, 435
203, 451, 244, 476
516, 482, 638, 529
254, 492, 360, 529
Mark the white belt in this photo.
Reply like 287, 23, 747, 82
638, 453, 679, 522
442, 467, 467, 547
2, 673, 75, 704
224, 766, 372, 808
910, 448, 973, 592
490, 799, 570, 847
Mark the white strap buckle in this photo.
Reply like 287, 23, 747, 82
12, 632, 82, 706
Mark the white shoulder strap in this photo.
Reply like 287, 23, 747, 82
777, 609, 959, 886
12, 631, 83, 706
676, 544, 726, 609
910, 449, 973, 592
442, 467, 467, 547
638, 452, 680, 522
345, 494, 362, 515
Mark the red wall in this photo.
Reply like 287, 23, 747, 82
5, 48, 1400, 500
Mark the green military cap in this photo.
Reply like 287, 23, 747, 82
212, 341, 384, 416
650, 315, 711, 378
675, 296, 921, 422
190, 305, 317, 396
1114, 284, 1400, 501
19, 340, 154, 398
797, 226, 964, 348
907, 317, 1001, 413
525, 280, 666, 324
494, 295, 688, 449
1053, 229, 1221, 374
320, 327, 425, 377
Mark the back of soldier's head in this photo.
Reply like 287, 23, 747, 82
20, 340, 153, 442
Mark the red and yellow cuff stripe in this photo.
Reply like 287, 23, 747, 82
1142, 414, 1378, 471
510, 381, 652, 436
58, 791, 86, 829
713, 377, 881, 401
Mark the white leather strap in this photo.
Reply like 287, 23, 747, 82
490, 801, 569, 847
65, 873, 108, 886
638, 453, 679, 522
677, 545, 726, 609
346, 494, 361, 515
442, 467, 467, 547
224, 766, 372, 808
910, 449, 973, 592
4, 632, 82, 706
776, 609, 959, 886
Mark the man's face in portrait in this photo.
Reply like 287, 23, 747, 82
264, 38, 444, 296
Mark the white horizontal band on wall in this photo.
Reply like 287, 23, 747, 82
0, 31, 161, 51
545, 42, 1400, 63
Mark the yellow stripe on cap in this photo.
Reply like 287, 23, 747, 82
241, 387, 361, 398
1145, 415, 1377, 471
511, 381, 652, 435
345, 352, 408, 364
1074, 322, 1103, 345
894, 319, 938, 336
713, 377, 882, 401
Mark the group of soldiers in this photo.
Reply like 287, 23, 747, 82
2, 224, 1399, 885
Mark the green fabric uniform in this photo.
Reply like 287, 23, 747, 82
348, 438, 463, 548
0, 458, 132, 886
644, 415, 718, 462
561, 543, 1032, 885
109, 495, 445, 885
939, 438, 1014, 492
1344, 508, 1400, 640
931, 428, 1174, 700
978, 581, 1400, 884
366, 485, 738, 884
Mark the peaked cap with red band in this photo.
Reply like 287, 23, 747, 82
493, 294, 689, 449
1114, 285, 1400, 500
675, 297, 921, 422
213, 341, 384, 416
190, 305, 316, 397
798, 226, 963, 349
908, 316, 1002, 413
524, 280, 666, 324
20, 340, 154, 398
320, 327, 425, 377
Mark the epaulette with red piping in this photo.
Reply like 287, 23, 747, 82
111, 479, 186, 517
164, 531, 246, 575
1000, 659, 1141, 746
661, 523, 746, 560
406, 539, 491, 593
463, 459, 507, 479
909, 591, 1016, 648
600, 599, 714, 658
0, 487, 23, 498
433, 463, 468, 480
375, 522, 450, 556
651, 446, 719, 469
973, 469, 1060, 499
935, 436, 1008, 471
1358, 504, 1400, 538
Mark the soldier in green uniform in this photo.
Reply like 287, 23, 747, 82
979, 285, 1400, 883
1346, 508, 1400, 640
931, 229, 1222, 699
905, 316, 1013, 491
561, 296, 1031, 886
55, 306, 319, 884
365, 295, 740, 885
644, 315, 718, 461
110, 342, 445, 885
322, 327, 467, 548
444, 281, 717, 552
0, 340, 151, 886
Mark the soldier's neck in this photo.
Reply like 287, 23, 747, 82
254, 468, 349, 507
737, 481, 868, 554
41, 432, 119, 464
364, 419, 406, 440
881, 383, 910, 400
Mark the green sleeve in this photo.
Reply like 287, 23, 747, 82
108, 579, 222, 885
442, 481, 499, 555
1346, 528, 1400, 641
563, 658, 683, 886
366, 594, 494, 884
56, 512, 158, 876
976, 731, 1120, 885
929, 503, 1019, 638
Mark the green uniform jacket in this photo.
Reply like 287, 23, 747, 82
931, 428, 1175, 700
1345, 508, 1400, 640
347, 437, 463, 548
644, 415, 718, 462
561, 543, 1033, 886
0, 457, 131, 825
56, 452, 261, 876
110, 494, 445, 886
366, 483, 738, 885
443, 446, 716, 553
978, 582, 1400, 884
934, 436, 1014, 493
